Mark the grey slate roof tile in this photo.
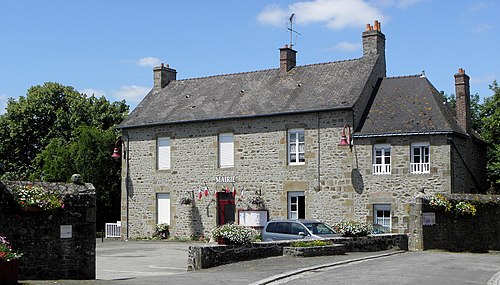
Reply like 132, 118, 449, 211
118, 56, 380, 129
356, 75, 465, 136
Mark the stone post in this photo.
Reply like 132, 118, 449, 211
409, 196, 424, 250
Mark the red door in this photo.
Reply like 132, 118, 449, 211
217, 192, 235, 225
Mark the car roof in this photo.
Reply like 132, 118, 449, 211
267, 219, 322, 223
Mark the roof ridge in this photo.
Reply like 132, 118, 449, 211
384, 74, 422, 79
173, 57, 366, 82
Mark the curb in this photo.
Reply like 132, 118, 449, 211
488, 271, 500, 285
249, 250, 406, 285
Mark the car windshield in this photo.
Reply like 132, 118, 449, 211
303, 222, 336, 235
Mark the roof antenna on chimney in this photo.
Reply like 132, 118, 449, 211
288, 13, 301, 48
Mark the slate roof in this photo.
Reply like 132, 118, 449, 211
355, 75, 465, 137
118, 55, 380, 129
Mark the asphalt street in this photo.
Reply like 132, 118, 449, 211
20, 239, 500, 285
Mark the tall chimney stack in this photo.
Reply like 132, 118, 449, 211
454, 68, 471, 133
362, 20, 386, 76
153, 63, 177, 88
279, 45, 297, 72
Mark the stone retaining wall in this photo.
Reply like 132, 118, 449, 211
0, 181, 96, 280
188, 234, 407, 270
283, 244, 345, 257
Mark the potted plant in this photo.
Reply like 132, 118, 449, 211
211, 223, 258, 245
155, 223, 170, 239
12, 185, 64, 211
0, 236, 22, 285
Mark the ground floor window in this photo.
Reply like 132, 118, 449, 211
157, 193, 170, 225
373, 204, 391, 229
288, 191, 305, 219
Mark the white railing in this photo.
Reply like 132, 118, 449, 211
410, 163, 430, 174
373, 164, 391, 175
105, 221, 121, 238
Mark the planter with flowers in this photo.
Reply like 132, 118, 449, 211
155, 223, 170, 239
332, 220, 373, 237
211, 223, 258, 245
0, 236, 22, 285
12, 185, 64, 212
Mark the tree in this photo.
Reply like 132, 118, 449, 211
0, 82, 128, 179
479, 81, 500, 193
440, 91, 481, 131
0, 82, 129, 229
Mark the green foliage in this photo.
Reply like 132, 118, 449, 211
429, 194, 453, 212
455, 201, 477, 216
440, 91, 481, 130
0, 81, 129, 230
12, 185, 64, 210
0, 236, 23, 261
290, 240, 332, 247
479, 81, 500, 193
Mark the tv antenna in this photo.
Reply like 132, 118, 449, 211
288, 13, 301, 48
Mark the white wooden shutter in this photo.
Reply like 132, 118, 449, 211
157, 137, 171, 170
157, 193, 170, 225
219, 133, 234, 168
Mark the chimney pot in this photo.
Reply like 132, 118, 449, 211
279, 45, 297, 73
154, 64, 177, 88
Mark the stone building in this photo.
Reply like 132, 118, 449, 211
116, 21, 486, 239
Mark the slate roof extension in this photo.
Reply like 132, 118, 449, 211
355, 75, 466, 137
118, 55, 380, 129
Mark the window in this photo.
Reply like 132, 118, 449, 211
411, 142, 430, 174
373, 204, 391, 230
219, 133, 234, 168
157, 137, 171, 170
373, 144, 391, 174
288, 129, 305, 165
157, 193, 171, 225
288, 191, 305, 219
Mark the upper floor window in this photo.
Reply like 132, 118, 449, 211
288, 129, 305, 165
373, 144, 391, 175
219, 133, 234, 168
411, 142, 430, 174
157, 137, 171, 170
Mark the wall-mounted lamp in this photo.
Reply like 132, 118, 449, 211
338, 124, 352, 149
112, 136, 125, 159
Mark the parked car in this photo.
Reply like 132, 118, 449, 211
261, 219, 341, 242
371, 224, 391, 234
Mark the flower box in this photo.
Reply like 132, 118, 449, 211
0, 259, 19, 285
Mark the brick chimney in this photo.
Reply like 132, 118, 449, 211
279, 45, 297, 72
455, 68, 471, 133
362, 20, 386, 75
153, 63, 176, 88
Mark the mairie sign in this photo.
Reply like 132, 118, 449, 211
215, 176, 235, 183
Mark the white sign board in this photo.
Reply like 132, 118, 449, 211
422, 212, 436, 226
60, 225, 73, 239
238, 210, 268, 227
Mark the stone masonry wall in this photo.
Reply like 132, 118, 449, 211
0, 181, 96, 280
121, 112, 458, 239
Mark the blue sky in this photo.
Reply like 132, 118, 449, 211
0, 0, 498, 114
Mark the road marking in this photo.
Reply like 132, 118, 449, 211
488, 271, 500, 285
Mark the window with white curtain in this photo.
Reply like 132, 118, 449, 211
219, 133, 234, 168
157, 137, 171, 170
288, 129, 305, 165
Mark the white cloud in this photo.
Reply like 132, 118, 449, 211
471, 74, 496, 85
369, 0, 422, 8
474, 22, 491, 33
469, 2, 494, 12
334, 41, 361, 52
258, 0, 385, 30
137, 57, 162, 67
80, 88, 107, 97
112, 85, 150, 104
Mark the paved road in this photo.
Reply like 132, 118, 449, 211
21, 240, 500, 285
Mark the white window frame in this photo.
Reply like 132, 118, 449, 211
373, 204, 391, 230
373, 144, 391, 175
288, 129, 305, 165
410, 142, 430, 174
157, 137, 171, 170
219, 133, 234, 168
288, 191, 305, 219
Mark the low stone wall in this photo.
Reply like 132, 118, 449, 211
0, 181, 96, 280
188, 234, 407, 270
283, 244, 345, 257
